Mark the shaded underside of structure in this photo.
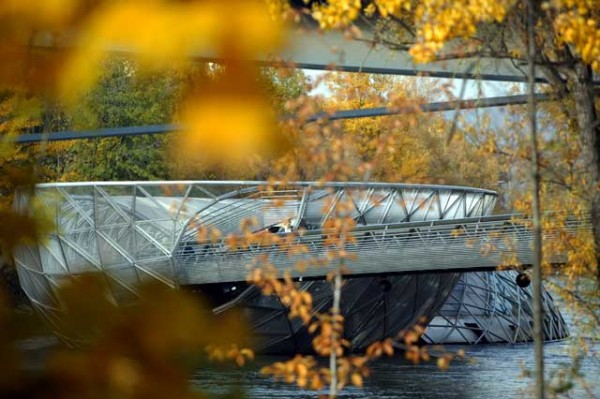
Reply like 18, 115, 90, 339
424, 271, 568, 344
193, 272, 462, 354
13, 181, 573, 351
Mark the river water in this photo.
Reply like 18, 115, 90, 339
191, 340, 600, 398
18, 330, 600, 397
18, 314, 600, 398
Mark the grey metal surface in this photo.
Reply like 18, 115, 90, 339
13, 181, 496, 332
423, 271, 569, 344
218, 273, 461, 354
177, 215, 588, 284
12, 181, 581, 351
14, 180, 590, 296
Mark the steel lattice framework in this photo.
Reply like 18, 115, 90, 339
424, 271, 569, 344
13, 181, 579, 348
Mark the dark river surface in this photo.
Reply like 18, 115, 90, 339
188, 294, 599, 398
20, 335, 599, 398
19, 315, 599, 398
191, 340, 600, 398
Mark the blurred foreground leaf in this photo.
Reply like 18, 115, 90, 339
0, 274, 251, 399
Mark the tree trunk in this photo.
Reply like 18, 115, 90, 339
526, 2, 544, 397
329, 270, 342, 398
567, 62, 600, 287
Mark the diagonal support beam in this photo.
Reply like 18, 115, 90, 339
14, 93, 550, 144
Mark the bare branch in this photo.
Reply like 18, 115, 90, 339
389, 15, 415, 37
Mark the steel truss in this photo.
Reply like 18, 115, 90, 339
13, 181, 578, 347
424, 270, 569, 344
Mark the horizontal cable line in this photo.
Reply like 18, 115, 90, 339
14, 93, 552, 144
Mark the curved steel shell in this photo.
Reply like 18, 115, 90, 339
423, 271, 569, 344
211, 273, 462, 354
13, 181, 500, 349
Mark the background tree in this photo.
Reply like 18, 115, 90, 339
60, 57, 182, 181
273, 0, 600, 284
320, 72, 501, 186
169, 67, 309, 180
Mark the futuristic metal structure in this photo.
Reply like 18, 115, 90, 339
424, 271, 568, 344
13, 181, 572, 352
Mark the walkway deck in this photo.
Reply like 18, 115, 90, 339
176, 214, 590, 284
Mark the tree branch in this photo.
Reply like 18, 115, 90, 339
389, 15, 415, 37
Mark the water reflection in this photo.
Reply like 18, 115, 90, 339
191, 341, 599, 398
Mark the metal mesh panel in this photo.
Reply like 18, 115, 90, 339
423, 271, 569, 344
12, 181, 573, 349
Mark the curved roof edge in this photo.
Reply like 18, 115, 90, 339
34, 180, 498, 196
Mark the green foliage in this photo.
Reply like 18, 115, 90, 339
0, 93, 55, 261
63, 57, 183, 181
258, 67, 309, 113
169, 67, 308, 180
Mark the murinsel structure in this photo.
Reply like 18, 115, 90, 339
14, 181, 577, 352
